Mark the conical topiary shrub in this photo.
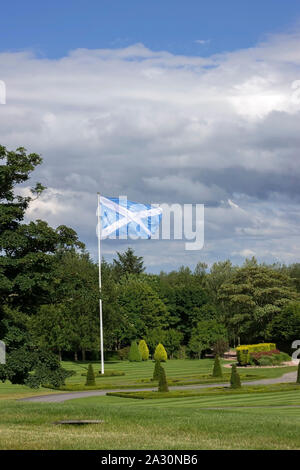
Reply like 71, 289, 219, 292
230, 364, 241, 389
138, 339, 149, 361
128, 341, 142, 362
152, 360, 161, 381
85, 363, 96, 386
212, 354, 223, 378
235, 369, 241, 388
297, 362, 300, 384
154, 343, 167, 362
158, 364, 169, 392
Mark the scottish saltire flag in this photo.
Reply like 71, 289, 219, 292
98, 196, 162, 239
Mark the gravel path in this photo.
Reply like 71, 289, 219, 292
20, 371, 297, 403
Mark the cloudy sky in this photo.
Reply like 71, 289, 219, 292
1, 1, 300, 272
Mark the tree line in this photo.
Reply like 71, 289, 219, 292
1, 145, 300, 368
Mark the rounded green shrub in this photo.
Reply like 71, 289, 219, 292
128, 341, 142, 362
297, 362, 300, 384
212, 354, 223, 378
85, 363, 96, 386
277, 352, 290, 363
154, 343, 167, 362
138, 340, 149, 361
117, 346, 130, 361
158, 364, 169, 392
230, 364, 241, 389
258, 356, 273, 366
269, 354, 281, 365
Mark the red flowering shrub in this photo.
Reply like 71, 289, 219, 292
251, 349, 280, 361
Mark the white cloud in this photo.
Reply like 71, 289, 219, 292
228, 199, 240, 209
1, 32, 300, 270
195, 39, 210, 45
233, 249, 256, 257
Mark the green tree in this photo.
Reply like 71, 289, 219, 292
164, 329, 183, 359
113, 248, 145, 279
0, 306, 32, 352
188, 320, 227, 359
145, 328, 166, 354
0, 347, 73, 388
170, 283, 208, 340
206, 260, 236, 327
188, 335, 205, 359
0, 146, 84, 353
297, 362, 300, 385
52, 250, 99, 361
29, 304, 73, 361
212, 338, 229, 357
266, 302, 300, 351
206, 260, 235, 302
138, 339, 149, 361
117, 276, 169, 343
218, 263, 299, 343
281, 263, 300, 293
212, 354, 223, 378
128, 341, 142, 362
0, 146, 83, 315
154, 343, 167, 362
158, 268, 209, 341
85, 363, 96, 386
194, 262, 208, 284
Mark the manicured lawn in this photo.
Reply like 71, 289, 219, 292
0, 360, 299, 449
0, 388, 300, 449
0, 383, 57, 400
0, 359, 296, 397
59, 359, 297, 390
62, 358, 224, 382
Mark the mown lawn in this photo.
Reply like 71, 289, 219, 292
61, 359, 297, 389
0, 382, 57, 400
0, 388, 300, 449
0, 360, 299, 450
0, 359, 296, 398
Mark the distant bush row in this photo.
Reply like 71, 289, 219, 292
127, 340, 168, 362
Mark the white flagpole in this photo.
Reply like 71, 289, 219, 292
97, 192, 105, 375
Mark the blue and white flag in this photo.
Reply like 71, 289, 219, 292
98, 196, 162, 239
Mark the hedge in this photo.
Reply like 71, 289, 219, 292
236, 343, 276, 365
107, 382, 300, 400
81, 370, 125, 377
